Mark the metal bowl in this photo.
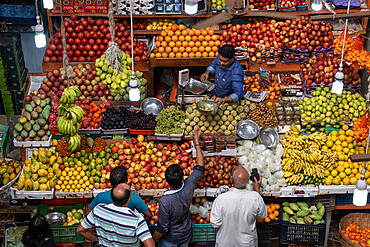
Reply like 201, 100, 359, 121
196, 99, 219, 115
236, 120, 259, 139
259, 126, 279, 149
140, 97, 164, 116
45, 212, 66, 225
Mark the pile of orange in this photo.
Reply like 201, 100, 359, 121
257, 203, 280, 222
150, 26, 220, 58
342, 224, 370, 246
244, 74, 281, 100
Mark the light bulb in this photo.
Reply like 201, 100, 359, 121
35, 33, 46, 48
311, 0, 323, 11
43, 0, 54, 9
332, 71, 344, 94
129, 76, 140, 101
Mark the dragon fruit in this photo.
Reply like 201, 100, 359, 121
103, 99, 111, 108
81, 118, 90, 129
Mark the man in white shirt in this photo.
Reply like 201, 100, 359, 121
210, 166, 267, 247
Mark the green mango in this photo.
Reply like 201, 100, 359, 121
297, 202, 309, 209
296, 218, 305, 224
283, 206, 294, 215
283, 212, 289, 221
289, 203, 299, 212
309, 214, 323, 220
304, 216, 313, 224
297, 209, 310, 218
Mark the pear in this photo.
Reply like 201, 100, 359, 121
102, 64, 107, 72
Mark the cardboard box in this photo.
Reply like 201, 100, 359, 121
0, 115, 9, 157
85, 0, 96, 12
74, 0, 86, 12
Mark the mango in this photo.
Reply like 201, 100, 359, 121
38, 177, 47, 184
309, 214, 323, 220
318, 206, 325, 217
283, 206, 294, 215
25, 178, 33, 190
17, 177, 25, 190
283, 212, 289, 221
289, 217, 296, 223
316, 203, 323, 210
31, 163, 40, 173
304, 216, 313, 224
297, 209, 310, 217
297, 202, 309, 209
297, 218, 305, 224
39, 183, 48, 191
289, 203, 299, 212
37, 169, 48, 177
32, 174, 38, 181
33, 181, 40, 190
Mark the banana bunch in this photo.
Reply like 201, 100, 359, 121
308, 132, 327, 144
283, 148, 302, 159
303, 165, 326, 178
321, 151, 338, 168
285, 173, 304, 184
57, 105, 83, 121
60, 86, 81, 105
68, 134, 81, 152
282, 159, 308, 173
57, 115, 80, 137
300, 147, 322, 163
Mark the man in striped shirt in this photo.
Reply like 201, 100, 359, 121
77, 184, 155, 247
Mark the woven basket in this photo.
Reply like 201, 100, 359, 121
339, 213, 370, 247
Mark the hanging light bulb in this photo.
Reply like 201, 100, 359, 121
43, 0, 53, 9
35, 16, 46, 48
311, 0, 323, 11
332, 71, 344, 94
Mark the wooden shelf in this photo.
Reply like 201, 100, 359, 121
248, 61, 301, 72
150, 57, 215, 67
308, 8, 368, 15
134, 30, 223, 35
42, 61, 150, 72
335, 204, 370, 210
48, 12, 214, 18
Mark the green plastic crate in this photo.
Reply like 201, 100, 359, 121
191, 224, 218, 242
37, 203, 85, 243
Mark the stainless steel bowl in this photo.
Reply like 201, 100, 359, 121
45, 212, 66, 225
236, 120, 259, 139
259, 126, 279, 149
196, 99, 219, 115
140, 97, 164, 116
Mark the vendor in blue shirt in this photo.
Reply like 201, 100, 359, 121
87, 166, 152, 223
200, 44, 244, 105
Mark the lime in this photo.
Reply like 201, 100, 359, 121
74, 212, 83, 220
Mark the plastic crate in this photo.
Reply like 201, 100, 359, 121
191, 224, 218, 242
37, 204, 86, 243
257, 220, 280, 240
280, 205, 326, 245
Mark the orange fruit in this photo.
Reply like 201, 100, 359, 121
178, 24, 185, 30
269, 214, 276, 220
189, 41, 195, 47
161, 52, 168, 58
209, 41, 215, 47
155, 52, 161, 58
183, 52, 189, 58
182, 41, 189, 47
165, 47, 172, 53
275, 204, 280, 210
179, 36, 185, 41
161, 41, 167, 47
155, 41, 161, 47
270, 204, 276, 211
169, 42, 175, 48
191, 36, 198, 42
215, 40, 221, 46
182, 30, 188, 36
169, 52, 175, 58
161, 30, 167, 37
158, 36, 164, 42
158, 47, 165, 53
189, 29, 195, 36
179, 47, 185, 53
176, 52, 182, 58
202, 52, 208, 57
168, 30, 174, 36
205, 35, 211, 41
201, 30, 207, 36
199, 46, 205, 52
175, 41, 182, 47
265, 218, 271, 223
209, 51, 215, 57
195, 41, 201, 47
185, 36, 192, 42
194, 30, 201, 36
171, 25, 177, 32
212, 35, 218, 41
189, 52, 195, 57
212, 46, 218, 52
165, 36, 171, 43
205, 47, 211, 52
208, 29, 215, 35
267, 207, 272, 214
172, 35, 179, 42
173, 47, 179, 53
257, 219, 264, 223
185, 47, 192, 53
192, 46, 198, 53
150, 53, 155, 58
175, 30, 181, 36
202, 41, 208, 47
195, 52, 202, 57
198, 35, 205, 42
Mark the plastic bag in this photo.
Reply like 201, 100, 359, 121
203, 201, 213, 211
265, 184, 271, 192
198, 206, 209, 219
261, 149, 273, 158
268, 176, 277, 185
353, 110, 369, 142
254, 144, 266, 153
270, 184, 280, 192
274, 170, 285, 179
274, 144, 284, 157
189, 204, 199, 215
277, 178, 286, 187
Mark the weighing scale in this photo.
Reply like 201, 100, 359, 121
178, 69, 215, 109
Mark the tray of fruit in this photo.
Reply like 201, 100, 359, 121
10, 187, 54, 200
248, 0, 277, 10
154, 130, 184, 141
0, 159, 23, 193
278, 0, 307, 11
101, 128, 129, 135
78, 128, 102, 134
13, 135, 52, 148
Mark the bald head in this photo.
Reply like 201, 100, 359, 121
111, 183, 131, 206
233, 166, 249, 189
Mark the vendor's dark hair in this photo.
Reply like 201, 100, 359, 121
165, 164, 184, 188
219, 44, 235, 59
111, 187, 131, 206
110, 166, 128, 187
22, 214, 54, 247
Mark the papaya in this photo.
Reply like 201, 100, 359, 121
50, 156, 56, 165
297, 202, 309, 209
33, 181, 40, 190
283, 206, 294, 215
297, 209, 310, 217
289, 203, 299, 212
32, 173, 38, 181
24, 173, 31, 179
24, 178, 33, 190
296, 218, 305, 224
283, 212, 289, 221
289, 217, 296, 223
37, 169, 48, 177
49, 177, 57, 188
40, 164, 48, 170
309, 214, 323, 220
31, 163, 40, 173
23, 165, 31, 173
317, 203, 323, 210
304, 216, 313, 224
318, 206, 325, 217
3, 177, 9, 185
41, 157, 50, 164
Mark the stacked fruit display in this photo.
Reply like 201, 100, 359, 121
301, 52, 361, 90
182, 99, 253, 136
258, 203, 280, 222
57, 86, 83, 152
43, 16, 149, 63
0, 159, 23, 186
279, 0, 306, 7
62, 208, 84, 226
100, 107, 131, 130
14, 93, 51, 142
342, 224, 370, 246
190, 197, 212, 224
151, 27, 220, 58
108, 70, 147, 101
322, 126, 369, 186
249, 0, 276, 10
282, 201, 326, 225
77, 100, 108, 129
146, 19, 178, 31
299, 87, 366, 127
197, 156, 238, 188
281, 126, 338, 185
155, 106, 186, 136
40, 65, 112, 101
15, 148, 59, 191
146, 201, 159, 225
243, 74, 281, 100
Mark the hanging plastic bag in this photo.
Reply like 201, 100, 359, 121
203, 201, 213, 211
353, 110, 369, 142
198, 206, 209, 219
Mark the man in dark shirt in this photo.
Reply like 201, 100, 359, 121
153, 128, 204, 247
